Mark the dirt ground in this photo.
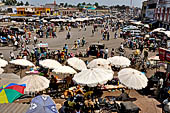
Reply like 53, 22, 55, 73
1, 25, 164, 113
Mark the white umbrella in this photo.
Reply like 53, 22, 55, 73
9, 59, 34, 67
73, 68, 114, 87
87, 58, 111, 70
118, 68, 148, 90
19, 75, 50, 93
0, 73, 20, 79
0, 73, 20, 86
0, 58, 8, 67
107, 56, 131, 67
52, 66, 77, 74
144, 24, 149, 28
152, 28, 165, 32
67, 57, 87, 71
39, 59, 62, 69
0, 78, 20, 86
0, 68, 4, 74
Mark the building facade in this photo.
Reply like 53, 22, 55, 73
154, 0, 170, 29
58, 8, 79, 16
145, 0, 158, 19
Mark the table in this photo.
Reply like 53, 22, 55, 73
101, 84, 126, 90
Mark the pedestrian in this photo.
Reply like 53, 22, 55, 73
77, 38, 80, 47
104, 48, 108, 59
64, 44, 68, 55
67, 32, 70, 40
34, 35, 37, 44
84, 25, 86, 31
143, 48, 148, 61
82, 37, 86, 47
10, 52, 15, 60
114, 32, 117, 39
111, 48, 114, 57
163, 96, 170, 113
92, 30, 94, 36
14, 40, 18, 50
107, 32, 110, 40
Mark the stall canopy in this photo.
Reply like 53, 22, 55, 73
160, 31, 170, 37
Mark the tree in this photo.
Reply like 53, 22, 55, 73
25, 1, 29, 6
64, 3, 68, 7
77, 3, 81, 7
2, 0, 5, 3
68, 4, 73, 7
20, 1, 24, 6
13, 0, 17, 5
87, 3, 92, 6
82, 2, 86, 5
94, 2, 99, 8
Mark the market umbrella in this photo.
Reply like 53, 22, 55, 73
73, 68, 114, 87
9, 59, 35, 77
0, 68, 4, 74
87, 58, 111, 70
0, 73, 21, 86
67, 57, 87, 71
9, 59, 35, 67
39, 59, 62, 69
0, 73, 20, 79
26, 95, 58, 113
107, 56, 131, 67
19, 75, 50, 93
0, 83, 26, 103
0, 58, 8, 67
152, 28, 165, 32
118, 68, 148, 90
52, 66, 77, 74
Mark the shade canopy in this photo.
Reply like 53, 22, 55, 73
26, 95, 58, 113
19, 75, 50, 93
118, 68, 148, 90
0, 59, 8, 67
0, 73, 20, 79
39, 59, 62, 69
152, 28, 165, 32
9, 59, 34, 67
87, 58, 111, 70
52, 66, 77, 74
107, 56, 131, 67
73, 68, 114, 87
0, 83, 26, 103
67, 57, 87, 71
0, 68, 4, 74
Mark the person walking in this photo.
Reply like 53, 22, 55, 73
104, 48, 108, 59
107, 32, 110, 41
34, 35, 37, 44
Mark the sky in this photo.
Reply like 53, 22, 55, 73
18, 0, 144, 8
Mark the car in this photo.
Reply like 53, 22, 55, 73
10, 27, 25, 35
130, 30, 141, 36
89, 43, 105, 56
122, 25, 139, 32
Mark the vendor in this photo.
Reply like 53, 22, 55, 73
163, 96, 170, 113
